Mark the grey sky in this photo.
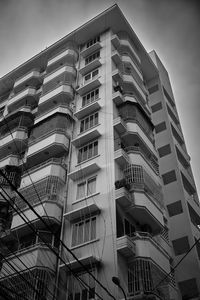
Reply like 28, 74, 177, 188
0, 0, 200, 193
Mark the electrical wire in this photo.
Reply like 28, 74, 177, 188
153, 235, 200, 292
0, 185, 106, 300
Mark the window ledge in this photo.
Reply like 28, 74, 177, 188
72, 192, 100, 205
76, 154, 100, 166
70, 238, 99, 250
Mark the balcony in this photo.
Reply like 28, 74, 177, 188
39, 84, 73, 106
72, 127, 101, 148
124, 122, 156, 155
47, 48, 78, 68
133, 232, 170, 273
122, 55, 143, 79
111, 34, 141, 64
44, 66, 76, 85
115, 187, 132, 208
114, 148, 130, 169
111, 49, 122, 66
79, 58, 102, 76
68, 162, 100, 181
81, 42, 102, 58
0, 127, 28, 159
122, 73, 146, 102
0, 244, 57, 276
125, 146, 159, 175
76, 76, 101, 96
112, 69, 123, 84
27, 130, 70, 167
8, 87, 37, 113
117, 235, 136, 258
35, 105, 73, 124
112, 91, 124, 106
0, 154, 20, 168
14, 70, 42, 93
20, 158, 67, 189
74, 99, 101, 120
12, 199, 63, 230
16, 172, 65, 211
113, 117, 127, 135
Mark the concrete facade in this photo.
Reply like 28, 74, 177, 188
0, 4, 199, 300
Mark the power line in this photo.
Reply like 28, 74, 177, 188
153, 235, 200, 291
0, 185, 105, 300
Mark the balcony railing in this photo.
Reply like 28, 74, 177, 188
125, 146, 159, 174
28, 127, 69, 146
124, 164, 164, 209
16, 175, 65, 210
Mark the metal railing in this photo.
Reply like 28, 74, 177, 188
124, 164, 164, 209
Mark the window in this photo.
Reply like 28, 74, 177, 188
154, 121, 167, 134
67, 270, 96, 300
179, 278, 199, 300
78, 140, 98, 163
158, 144, 171, 158
167, 200, 183, 217
124, 219, 135, 237
80, 112, 98, 133
148, 84, 159, 94
84, 69, 99, 82
151, 102, 162, 113
162, 170, 177, 185
85, 51, 100, 65
172, 236, 190, 256
82, 88, 99, 107
71, 217, 96, 247
76, 177, 96, 200
86, 35, 100, 48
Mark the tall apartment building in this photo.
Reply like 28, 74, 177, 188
0, 4, 199, 300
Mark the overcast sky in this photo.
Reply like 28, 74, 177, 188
0, 0, 200, 194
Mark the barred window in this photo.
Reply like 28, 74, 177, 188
78, 140, 98, 163
67, 270, 96, 300
82, 88, 99, 107
86, 35, 100, 48
84, 69, 99, 82
85, 51, 100, 65
71, 217, 96, 247
80, 112, 98, 133
76, 177, 96, 200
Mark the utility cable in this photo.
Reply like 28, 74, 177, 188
153, 235, 200, 291
0, 143, 117, 300
0, 187, 105, 300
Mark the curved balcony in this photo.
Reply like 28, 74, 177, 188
117, 235, 136, 258
14, 69, 42, 93
122, 55, 143, 80
133, 232, 170, 273
111, 34, 141, 64
114, 148, 130, 169
44, 65, 76, 86
7, 87, 38, 113
47, 48, 78, 71
27, 129, 70, 167
35, 104, 73, 124
113, 117, 127, 135
0, 154, 20, 168
0, 244, 57, 277
0, 127, 28, 159
39, 83, 73, 106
